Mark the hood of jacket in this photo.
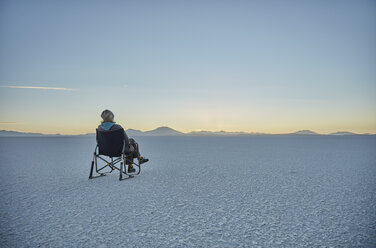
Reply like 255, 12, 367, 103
100, 122, 115, 131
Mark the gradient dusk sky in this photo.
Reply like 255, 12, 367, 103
0, 0, 375, 134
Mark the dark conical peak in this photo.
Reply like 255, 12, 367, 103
154, 126, 174, 131
143, 126, 183, 136
292, 130, 319, 135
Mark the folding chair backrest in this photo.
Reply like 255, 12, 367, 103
96, 128, 125, 157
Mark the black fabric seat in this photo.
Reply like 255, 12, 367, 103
96, 128, 125, 157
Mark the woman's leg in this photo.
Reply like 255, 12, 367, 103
127, 138, 148, 167
129, 138, 141, 158
125, 139, 139, 172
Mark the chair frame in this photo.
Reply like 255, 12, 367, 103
89, 129, 141, 181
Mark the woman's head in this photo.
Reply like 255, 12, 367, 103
101, 109, 115, 122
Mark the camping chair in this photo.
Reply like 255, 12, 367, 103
89, 128, 141, 181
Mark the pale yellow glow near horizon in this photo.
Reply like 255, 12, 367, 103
1, 117, 375, 135
1, 98, 375, 135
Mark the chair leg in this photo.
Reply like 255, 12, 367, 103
119, 161, 123, 181
89, 161, 94, 179
89, 154, 107, 179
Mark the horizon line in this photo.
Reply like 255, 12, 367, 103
0, 127, 374, 136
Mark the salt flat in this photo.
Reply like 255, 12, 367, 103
0, 136, 375, 247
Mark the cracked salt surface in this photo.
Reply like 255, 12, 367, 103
0, 136, 375, 247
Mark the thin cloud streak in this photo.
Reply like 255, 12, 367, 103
0, 86, 77, 91
0, 122, 19, 124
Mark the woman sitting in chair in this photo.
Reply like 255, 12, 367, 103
98, 109, 149, 173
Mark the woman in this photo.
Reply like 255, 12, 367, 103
98, 109, 149, 173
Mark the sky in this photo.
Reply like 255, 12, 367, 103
0, 0, 375, 135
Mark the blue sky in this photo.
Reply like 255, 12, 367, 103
0, 0, 375, 134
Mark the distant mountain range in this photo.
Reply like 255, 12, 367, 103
291, 130, 318, 135
1, 128, 374, 137
0, 130, 48, 137
329, 131, 359, 136
133, 126, 184, 136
